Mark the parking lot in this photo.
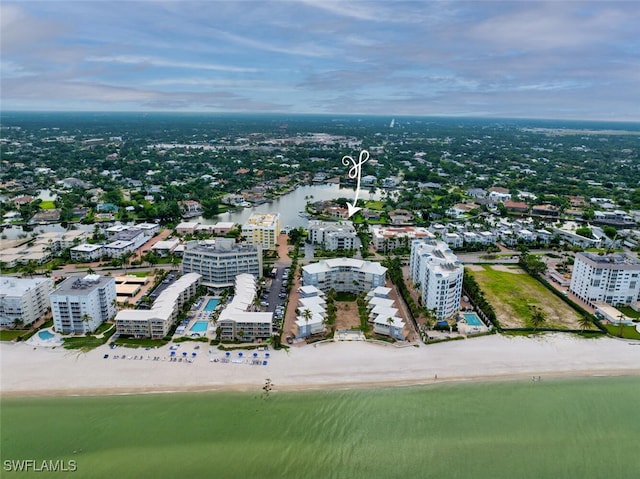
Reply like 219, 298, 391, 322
262, 266, 291, 334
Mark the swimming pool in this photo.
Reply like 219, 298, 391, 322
204, 298, 219, 312
463, 313, 484, 327
38, 330, 55, 340
189, 321, 209, 333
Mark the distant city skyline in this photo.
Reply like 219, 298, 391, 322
1, 1, 638, 121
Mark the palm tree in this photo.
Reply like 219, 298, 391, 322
530, 307, 546, 330
386, 316, 395, 334
577, 315, 592, 332
302, 308, 313, 335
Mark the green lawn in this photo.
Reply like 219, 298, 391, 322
617, 305, 640, 319
39, 200, 56, 209
468, 266, 584, 329
0, 330, 29, 341
603, 323, 640, 340
1, 377, 638, 479
62, 326, 116, 350
363, 200, 385, 211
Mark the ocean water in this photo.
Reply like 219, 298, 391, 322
1, 377, 639, 478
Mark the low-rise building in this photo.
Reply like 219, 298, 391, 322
176, 221, 200, 235
302, 258, 387, 294
151, 239, 180, 257
104, 240, 136, 258
0, 276, 54, 327
70, 243, 104, 262
218, 274, 272, 341
371, 226, 435, 252
115, 273, 201, 338
308, 220, 357, 251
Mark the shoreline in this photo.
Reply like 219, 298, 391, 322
2, 369, 638, 399
2, 333, 640, 399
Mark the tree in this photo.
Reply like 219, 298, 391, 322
530, 307, 546, 330
577, 316, 592, 331
302, 308, 313, 334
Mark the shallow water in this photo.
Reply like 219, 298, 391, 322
1, 377, 639, 478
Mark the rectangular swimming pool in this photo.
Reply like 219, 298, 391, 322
463, 313, 484, 327
204, 298, 219, 312
189, 321, 209, 333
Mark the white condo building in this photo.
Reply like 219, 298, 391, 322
218, 274, 272, 341
569, 252, 640, 307
409, 240, 464, 320
302, 258, 387, 294
371, 226, 435, 252
181, 238, 262, 290
115, 273, 201, 339
242, 212, 280, 249
0, 276, 54, 327
50, 274, 117, 334
308, 220, 357, 251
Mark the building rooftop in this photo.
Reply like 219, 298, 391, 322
71, 243, 103, 252
52, 274, 113, 296
243, 212, 279, 227
579, 252, 640, 266
0, 276, 51, 296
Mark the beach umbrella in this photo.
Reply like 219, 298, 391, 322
225, 352, 231, 357
170, 351, 176, 356
182, 351, 187, 357
238, 352, 243, 357
253, 352, 258, 358
265, 353, 270, 358
192, 352, 197, 357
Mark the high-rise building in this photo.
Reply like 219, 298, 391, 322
241, 213, 280, 249
569, 252, 640, 307
0, 276, 54, 327
181, 238, 262, 289
50, 274, 117, 334
409, 240, 463, 320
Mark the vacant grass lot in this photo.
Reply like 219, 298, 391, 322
468, 265, 586, 329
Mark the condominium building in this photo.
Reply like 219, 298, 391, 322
371, 226, 435, 252
218, 274, 272, 341
181, 238, 262, 290
295, 291, 327, 339
50, 274, 117, 334
409, 240, 464, 320
308, 220, 357, 251
569, 252, 640, 307
70, 243, 104, 262
242, 213, 280, 249
0, 276, 54, 327
114, 273, 201, 339
302, 258, 387, 294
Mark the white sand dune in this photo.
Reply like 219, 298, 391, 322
2, 334, 639, 397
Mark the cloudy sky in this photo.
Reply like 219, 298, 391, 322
1, 1, 638, 120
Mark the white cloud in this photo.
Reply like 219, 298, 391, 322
85, 55, 259, 73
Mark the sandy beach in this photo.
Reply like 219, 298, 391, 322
2, 334, 640, 397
